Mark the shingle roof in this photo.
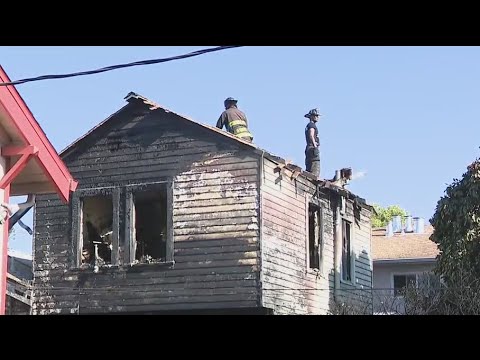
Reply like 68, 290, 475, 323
372, 225, 439, 261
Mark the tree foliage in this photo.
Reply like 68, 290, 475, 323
332, 270, 480, 315
430, 159, 480, 281
401, 269, 480, 315
371, 204, 408, 228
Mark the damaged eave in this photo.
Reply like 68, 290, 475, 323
258, 153, 373, 213
125, 92, 260, 149
60, 103, 132, 158
69, 91, 311, 178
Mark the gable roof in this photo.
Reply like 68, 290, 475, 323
60, 92, 373, 210
0, 66, 77, 202
372, 225, 439, 262
61, 92, 276, 162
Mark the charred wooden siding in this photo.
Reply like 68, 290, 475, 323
260, 158, 334, 314
336, 200, 373, 307
32, 103, 261, 314
260, 158, 373, 314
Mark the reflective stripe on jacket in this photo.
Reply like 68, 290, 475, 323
228, 119, 253, 139
217, 107, 253, 140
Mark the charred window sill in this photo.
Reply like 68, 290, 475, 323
72, 264, 120, 274
70, 261, 175, 274
125, 261, 175, 272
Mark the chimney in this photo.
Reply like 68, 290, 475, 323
333, 168, 352, 187
341, 168, 352, 185
413, 217, 425, 234
386, 221, 393, 237
334, 170, 341, 181
392, 215, 402, 233
404, 215, 413, 233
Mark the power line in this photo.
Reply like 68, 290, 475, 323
0, 46, 243, 87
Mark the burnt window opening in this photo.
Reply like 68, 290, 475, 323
341, 219, 352, 282
81, 195, 113, 267
133, 189, 167, 264
308, 203, 322, 270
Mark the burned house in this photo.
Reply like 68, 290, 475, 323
32, 93, 373, 315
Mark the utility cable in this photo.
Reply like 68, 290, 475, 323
0, 46, 243, 87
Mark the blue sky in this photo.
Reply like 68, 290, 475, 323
1, 46, 479, 254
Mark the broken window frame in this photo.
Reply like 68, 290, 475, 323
306, 200, 324, 273
124, 181, 174, 265
340, 218, 355, 284
71, 187, 121, 268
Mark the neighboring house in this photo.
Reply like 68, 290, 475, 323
6, 250, 32, 315
32, 92, 374, 315
372, 218, 439, 314
0, 66, 77, 315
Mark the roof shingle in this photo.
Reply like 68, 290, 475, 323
372, 225, 439, 261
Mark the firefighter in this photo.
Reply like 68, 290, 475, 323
304, 108, 321, 177
216, 97, 253, 143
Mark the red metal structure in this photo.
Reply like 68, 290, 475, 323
0, 66, 77, 315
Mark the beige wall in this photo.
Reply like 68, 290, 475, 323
373, 261, 436, 314
373, 261, 436, 290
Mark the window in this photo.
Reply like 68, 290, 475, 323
341, 219, 352, 282
393, 273, 441, 296
393, 274, 417, 296
125, 182, 173, 265
133, 188, 168, 263
308, 203, 323, 270
80, 194, 114, 267
71, 181, 173, 269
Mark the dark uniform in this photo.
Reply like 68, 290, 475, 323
216, 98, 253, 143
304, 109, 321, 177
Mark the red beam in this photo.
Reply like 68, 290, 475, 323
0, 153, 32, 190
0, 66, 77, 203
0, 185, 10, 315
1, 145, 38, 157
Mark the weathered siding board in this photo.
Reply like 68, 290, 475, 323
351, 202, 373, 290
260, 158, 333, 314
338, 201, 373, 302
32, 106, 262, 314
260, 158, 373, 314
69, 156, 257, 176
32, 265, 260, 314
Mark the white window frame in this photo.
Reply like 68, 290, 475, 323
391, 272, 420, 297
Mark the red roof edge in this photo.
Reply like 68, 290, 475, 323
0, 66, 78, 203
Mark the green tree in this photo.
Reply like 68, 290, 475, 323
371, 204, 408, 228
430, 159, 480, 281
